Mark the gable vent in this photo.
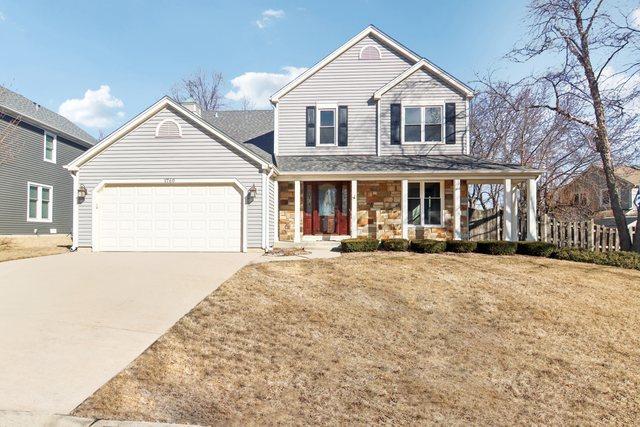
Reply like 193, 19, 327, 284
155, 119, 182, 138
359, 45, 381, 60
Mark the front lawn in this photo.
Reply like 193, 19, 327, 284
73, 253, 640, 425
0, 235, 70, 263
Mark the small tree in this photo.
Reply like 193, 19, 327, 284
171, 69, 224, 112
0, 113, 22, 166
512, 0, 640, 251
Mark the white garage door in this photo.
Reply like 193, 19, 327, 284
96, 184, 242, 252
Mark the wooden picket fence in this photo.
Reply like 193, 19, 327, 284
470, 209, 636, 252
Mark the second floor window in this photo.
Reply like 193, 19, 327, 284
44, 132, 56, 163
402, 106, 443, 144
318, 108, 336, 145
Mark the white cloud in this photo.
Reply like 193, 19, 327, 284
0, 12, 6, 21
630, 7, 640, 29
255, 9, 285, 29
600, 66, 640, 116
58, 85, 125, 129
225, 66, 307, 108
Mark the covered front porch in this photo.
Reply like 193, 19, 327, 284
275, 175, 539, 244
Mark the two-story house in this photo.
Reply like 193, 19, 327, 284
66, 26, 541, 252
0, 86, 95, 236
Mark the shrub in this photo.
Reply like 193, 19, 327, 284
411, 239, 446, 253
380, 238, 410, 251
475, 240, 518, 255
516, 241, 557, 257
553, 248, 640, 270
445, 240, 477, 253
341, 238, 379, 253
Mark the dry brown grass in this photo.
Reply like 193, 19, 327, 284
73, 253, 640, 425
0, 235, 70, 263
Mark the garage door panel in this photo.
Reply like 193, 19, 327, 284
97, 184, 242, 252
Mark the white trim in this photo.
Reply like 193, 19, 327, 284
511, 187, 519, 241
154, 118, 183, 138
261, 172, 267, 249
316, 105, 338, 146
71, 171, 79, 249
43, 131, 57, 163
358, 44, 382, 60
464, 99, 470, 154
26, 181, 53, 223
400, 104, 445, 144
90, 179, 248, 252
453, 179, 461, 240
376, 99, 381, 156
65, 97, 270, 171
273, 104, 279, 155
503, 178, 513, 241
401, 179, 408, 239
374, 59, 474, 100
276, 170, 542, 181
273, 181, 279, 244
350, 180, 358, 237
406, 180, 445, 228
293, 180, 301, 243
270, 26, 422, 103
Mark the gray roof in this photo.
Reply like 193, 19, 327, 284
275, 154, 538, 174
202, 109, 274, 163
0, 86, 96, 146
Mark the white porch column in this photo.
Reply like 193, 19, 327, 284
401, 179, 408, 239
503, 178, 513, 241
273, 181, 279, 243
294, 180, 301, 243
350, 180, 358, 238
527, 178, 538, 241
453, 179, 461, 240
511, 187, 519, 241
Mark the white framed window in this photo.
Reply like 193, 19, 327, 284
155, 118, 182, 138
44, 131, 57, 163
401, 105, 444, 144
317, 105, 337, 145
407, 181, 443, 227
27, 182, 53, 222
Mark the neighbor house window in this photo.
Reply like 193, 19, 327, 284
402, 106, 443, 143
27, 182, 52, 222
407, 182, 442, 226
318, 108, 336, 145
44, 132, 56, 163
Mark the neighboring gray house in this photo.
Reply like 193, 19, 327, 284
0, 86, 96, 235
66, 26, 542, 252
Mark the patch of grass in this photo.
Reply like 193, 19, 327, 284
0, 235, 70, 263
73, 253, 640, 425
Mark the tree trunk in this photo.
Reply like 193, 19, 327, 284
574, 5, 633, 250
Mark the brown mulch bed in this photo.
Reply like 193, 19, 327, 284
73, 253, 640, 425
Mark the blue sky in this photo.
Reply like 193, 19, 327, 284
0, 0, 631, 137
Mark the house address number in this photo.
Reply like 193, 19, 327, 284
164, 178, 176, 183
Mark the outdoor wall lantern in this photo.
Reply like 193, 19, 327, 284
248, 184, 257, 202
77, 184, 88, 199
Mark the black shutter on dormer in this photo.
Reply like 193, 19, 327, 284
306, 106, 316, 146
445, 103, 456, 144
390, 103, 401, 145
338, 106, 348, 146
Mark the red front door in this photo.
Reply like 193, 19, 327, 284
303, 182, 350, 235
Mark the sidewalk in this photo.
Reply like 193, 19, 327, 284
0, 410, 200, 427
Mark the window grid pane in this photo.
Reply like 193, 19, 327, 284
423, 183, 441, 225
407, 183, 421, 225
319, 109, 335, 144
424, 107, 442, 124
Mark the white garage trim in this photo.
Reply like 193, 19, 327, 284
91, 178, 248, 252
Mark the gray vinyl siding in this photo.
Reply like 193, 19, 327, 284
0, 114, 87, 235
380, 68, 468, 155
277, 35, 413, 155
76, 107, 265, 248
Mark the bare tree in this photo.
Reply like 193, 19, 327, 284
470, 78, 599, 213
171, 69, 224, 112
511, 0, 640, 250
240, 97, 255, 111
0, 113, 22, 166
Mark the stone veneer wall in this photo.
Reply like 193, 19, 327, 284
278, 179, 469, 242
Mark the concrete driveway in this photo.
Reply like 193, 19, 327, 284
0, 251, 261, 414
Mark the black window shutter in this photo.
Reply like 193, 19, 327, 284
390, 103, 401, 145
338, 106, 348, 146
445, 103, 456, 144
306, 106, 316, 147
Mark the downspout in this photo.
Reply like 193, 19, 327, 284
70, 170, 79, 251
